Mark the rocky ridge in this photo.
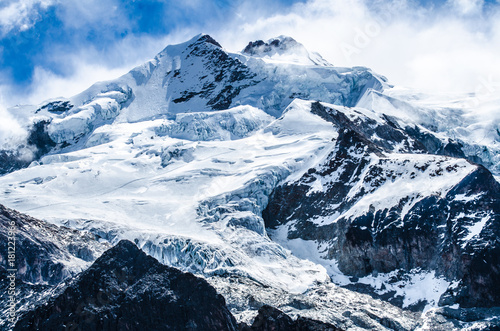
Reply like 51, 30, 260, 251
264, 102, 500, 309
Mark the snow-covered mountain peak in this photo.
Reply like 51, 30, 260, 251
155, 33, 222, 57
242, 35, 301, 55
242, 35, 331, 66
191, 33, 223, 48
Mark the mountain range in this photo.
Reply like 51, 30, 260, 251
0, 34, 499, 330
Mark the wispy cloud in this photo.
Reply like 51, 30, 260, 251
0, 0, 243, 107
0, 101, 28, 149
212, 0, 500, 94
0, 0, 56, 36
449, 0, 485, 15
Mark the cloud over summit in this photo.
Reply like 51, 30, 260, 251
1, 0, 499, 108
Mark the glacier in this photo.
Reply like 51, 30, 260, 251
0, 34, 499, 330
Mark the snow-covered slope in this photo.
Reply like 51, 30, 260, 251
0, 101, 336, 294
1, 34, 499, 329
1, 34, 386, 169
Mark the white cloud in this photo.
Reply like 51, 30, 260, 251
0, 0, 56, 36
0, 0, 126, 37
448, 0, 484, 15
0, 30, 198, 107
0, 100, 28, 149
28, 64, 129, 105
56, 0, 123, 30
210, 0, 500, 94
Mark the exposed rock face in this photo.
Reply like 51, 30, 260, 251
242, 36, 332, 66
0, 150, 31, 175
37, 100, 73, 114
240, 305, 343, 331
14, 240, 239, 331
27, 120, 57, 156
310, 101, 477, 163
243, 37, 302, 56
170, 35, 260, 110
0, 203, 109, 330
0, 204, 108, 285
263, 102, 500, 309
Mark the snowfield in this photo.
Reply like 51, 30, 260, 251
0, 100, 339, 293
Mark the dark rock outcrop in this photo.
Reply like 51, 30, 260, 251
14, 240, 239, 331
239, 305, 343, 331
0, 150, 31, 175
36, 100, 73, 114
242, 36, 302, 56
311, 101, 473, 159
26, 120, 56, 156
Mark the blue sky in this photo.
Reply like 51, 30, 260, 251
0, 0, 306, 91
1, 0, 500, 106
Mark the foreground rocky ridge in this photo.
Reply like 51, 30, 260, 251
1, 206, 499, 330
0, 206, 415, 330
14, 240, 239, 331
0, 204, 109, 330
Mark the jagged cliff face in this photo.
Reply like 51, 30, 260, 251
0, 34, 499, 329
263, 102, 500, 309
